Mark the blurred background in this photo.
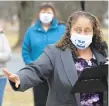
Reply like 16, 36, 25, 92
0, 1, 108, 106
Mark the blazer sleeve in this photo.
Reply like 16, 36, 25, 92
10, 45, 54, 92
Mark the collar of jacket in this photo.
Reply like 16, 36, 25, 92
91, 47, 107, 65
33, 18, 58, 32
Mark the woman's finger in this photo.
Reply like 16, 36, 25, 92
15, 80, 20, 88
2, 68, 12, 76
8, 75, 16, 82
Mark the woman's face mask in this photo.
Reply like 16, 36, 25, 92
70, 33, 93, 50
39, 13, 53, 24
70, 17, 93, 50
39, 8, 54, 25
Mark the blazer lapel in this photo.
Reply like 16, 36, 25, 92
92, 48, 107, 65
61, 49, 81, 106
61, 48, 78, 87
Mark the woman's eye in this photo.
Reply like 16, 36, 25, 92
75, 29, 81, 33
84, 30, 88, 33
84, 29, 92, 34
85, 29, 89, 32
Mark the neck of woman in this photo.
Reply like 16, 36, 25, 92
42, 24, 50, 31
77, 47, 93, 60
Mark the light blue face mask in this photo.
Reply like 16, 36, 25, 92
39, 13, 53, 24
70, 33, 93, 50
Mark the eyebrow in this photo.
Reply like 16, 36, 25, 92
73, 27, 81, 29
73, 26, 92, 29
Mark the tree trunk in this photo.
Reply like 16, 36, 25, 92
14, 1, 35, 48
80, 1, 85, 11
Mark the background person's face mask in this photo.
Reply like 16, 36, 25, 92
70, 33, 93, 50
39, 13, 53, 25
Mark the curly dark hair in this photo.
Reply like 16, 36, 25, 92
56, 11, 107, 59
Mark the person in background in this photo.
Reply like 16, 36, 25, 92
3, 11, 108, 106
0, 27, 11, 106
21, 3, 66, 106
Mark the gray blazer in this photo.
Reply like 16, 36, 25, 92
10, 45, 107, 106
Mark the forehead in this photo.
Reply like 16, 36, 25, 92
40, 8, 53, 13
72, 16, 93, 28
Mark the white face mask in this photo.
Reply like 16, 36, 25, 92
70, 33, 93, 50
39, 13, 53, 25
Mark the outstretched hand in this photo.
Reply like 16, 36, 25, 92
2, 68, 20, 88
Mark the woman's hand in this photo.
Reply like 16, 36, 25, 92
2, 68, 20, 88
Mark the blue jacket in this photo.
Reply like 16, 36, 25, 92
22, 18, 66, 64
